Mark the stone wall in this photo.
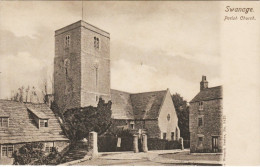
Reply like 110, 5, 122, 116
189, 99, 223, 153
54, 20, 111, 112
158, 90, 180, 140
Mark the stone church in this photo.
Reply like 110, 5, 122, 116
54, 20, 180, 140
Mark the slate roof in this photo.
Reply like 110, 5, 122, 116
0, 100, 69, 144
111, 89, 167, 120
190, 86, 223, 103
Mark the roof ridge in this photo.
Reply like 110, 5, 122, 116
130, 89, 167, 95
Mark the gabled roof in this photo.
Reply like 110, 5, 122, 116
130, 90, 167, 119
0, 100, 69, 144
110, 89, 134, 120
190, 86, 223, 103
111, 89, 167, 120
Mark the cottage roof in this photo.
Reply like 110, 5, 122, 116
110, 89, 134, 120
0, 100, 69, 144
190, 86, 223, 103
111, 89, 167, 120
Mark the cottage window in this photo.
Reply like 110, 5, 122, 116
199, 101, 203, 110
65, 35, 70, 47
130, 121, 135, 129
40, 119, 48, 127
0, 117, 9, 127
45, 143, 54, 153
163, 133, 167, 140
198, 117, 203, 127
171, 132, 175, 140
1, 145, 13, 157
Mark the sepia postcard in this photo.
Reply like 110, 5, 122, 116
0, 1, 259, 166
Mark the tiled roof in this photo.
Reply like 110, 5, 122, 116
190, 86, 223, 103
110, 89, 134, 120
0, 100, 69, 144
111, 89, 167, 120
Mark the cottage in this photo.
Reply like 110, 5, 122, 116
111, 89, 180, 140
189, 76, 223, 153
0, 100, 69, 164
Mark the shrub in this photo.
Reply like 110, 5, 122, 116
148, 138, 182, 150
13, 142, 61, 165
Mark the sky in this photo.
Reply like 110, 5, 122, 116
0, 1, 221, 101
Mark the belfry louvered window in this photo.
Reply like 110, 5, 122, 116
94, 37, 99, 49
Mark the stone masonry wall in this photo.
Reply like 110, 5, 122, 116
189, 99, 223, 153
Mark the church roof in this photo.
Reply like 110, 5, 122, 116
111, 89, 167, 120
0, 100, 69, 144
190, 86, 223, 103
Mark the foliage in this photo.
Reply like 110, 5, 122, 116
147, 138, 181, 150
62, 98, 112, 143
13, 142, 61, 165
98, 136, 117, 152
171, 93, 190, 141
116, 129, 133, 137
98, 135, 133, 152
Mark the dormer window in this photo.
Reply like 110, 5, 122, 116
0, 117, 9, 127
94, 37, 99, 49
199, 101, 203, 110
40, 119, 48, 127
65, 35, 70, 47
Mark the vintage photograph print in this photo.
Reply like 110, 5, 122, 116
0, 1, 224, 165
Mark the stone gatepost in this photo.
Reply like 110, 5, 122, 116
142, 134, 148, 153
179, 137, 184, 150
133, 134, 139, 153
88, 131, 98, 157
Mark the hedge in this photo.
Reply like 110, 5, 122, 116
148, 138, 182, 150
98, 136, 133, 152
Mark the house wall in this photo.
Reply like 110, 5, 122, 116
189, 99, 223, 153
158, 90, 180, 141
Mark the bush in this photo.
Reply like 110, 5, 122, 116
98, 136, 133, 152
148, 138, 182, 150
98, 136, 117, 152
13, 142, 61, 165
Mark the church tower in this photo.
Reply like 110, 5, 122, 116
54, 20, 111, 112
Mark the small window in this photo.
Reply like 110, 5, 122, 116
167, 114, 170, 121
163, 133, 167, 140
94, 37, 100, 49
171, 132, 175, 140
45, 146, 54, 153
40, 119, 48, 127
1, 145, 13, 157
199, 137, 203, 142
0, 117, 9, 127
65, 35, 70, 47
45, 143, 54, 153
199, 101, 203, 110
198, 117, 203, 127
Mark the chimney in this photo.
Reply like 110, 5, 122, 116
200, 75, 208, 91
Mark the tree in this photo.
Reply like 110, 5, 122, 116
62, 98, 112, 144
172, 93, 190, 140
